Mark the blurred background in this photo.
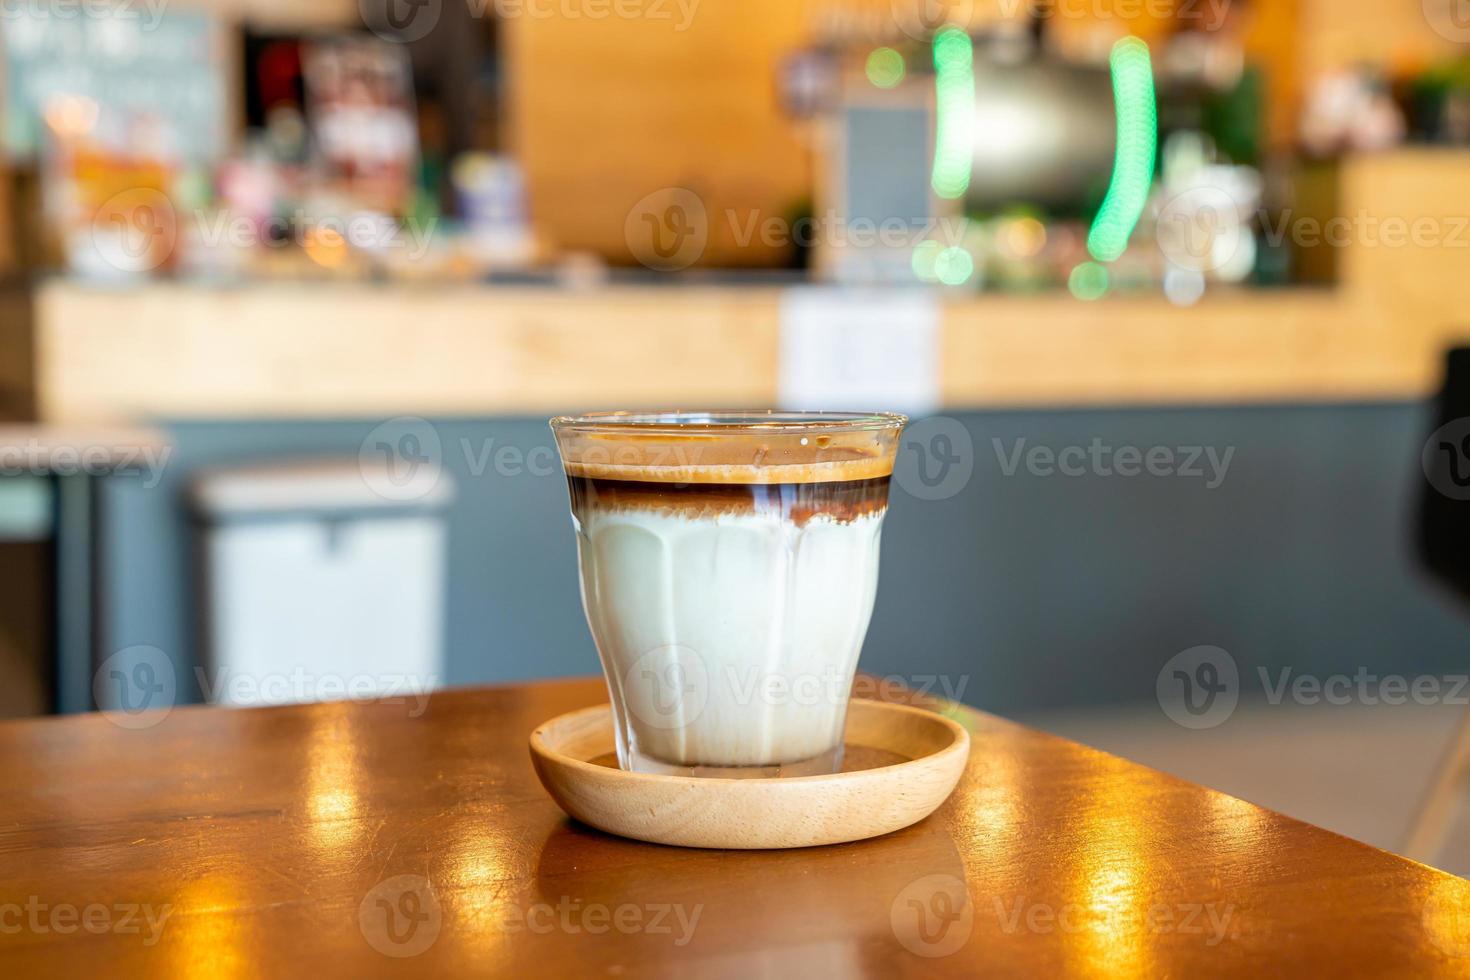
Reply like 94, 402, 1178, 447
1, 0, 1469, 873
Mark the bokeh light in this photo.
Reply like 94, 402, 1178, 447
866, 47, 905, 89
1000, 216, 1047, 259
934, 245, 974, 286
1069, 261, 1109, 300
911, 240, 942, 282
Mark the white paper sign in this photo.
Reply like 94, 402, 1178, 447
778, 288, 941, 415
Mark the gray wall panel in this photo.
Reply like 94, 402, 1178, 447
94, 405, 1470, 714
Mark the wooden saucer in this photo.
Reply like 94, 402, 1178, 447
529, 699, 970, 849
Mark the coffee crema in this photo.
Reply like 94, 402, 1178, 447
556, 426, 897, 485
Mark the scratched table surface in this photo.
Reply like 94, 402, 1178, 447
1, 677, 1467, 977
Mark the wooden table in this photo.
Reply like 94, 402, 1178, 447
2, 678, 1467, 977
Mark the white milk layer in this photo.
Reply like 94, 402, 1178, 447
575, 506, 886, 768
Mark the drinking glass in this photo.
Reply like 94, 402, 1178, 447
550, 411, 906, 777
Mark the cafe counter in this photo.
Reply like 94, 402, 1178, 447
3, 151, 1464, 424
0, 277, 1462, 426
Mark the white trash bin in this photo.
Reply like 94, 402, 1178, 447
191, 458, 453, 708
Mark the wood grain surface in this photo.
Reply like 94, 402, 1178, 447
1, 678, 1467, 977
21, 279, 1470, 424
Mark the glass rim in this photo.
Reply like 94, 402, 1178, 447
550, 410, 908, 435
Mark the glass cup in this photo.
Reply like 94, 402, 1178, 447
550, 411, 906, 777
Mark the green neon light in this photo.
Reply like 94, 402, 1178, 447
931, 27, 974, 200
1087, 37, 1157, 263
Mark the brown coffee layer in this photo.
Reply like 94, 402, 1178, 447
555, 427, 900, 485
567, 476, 891, 526
562, 457, 894, 485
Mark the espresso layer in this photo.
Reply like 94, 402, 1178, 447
555, 426, 899, 485
568, 476, 891, 525
562, 457, 894, 484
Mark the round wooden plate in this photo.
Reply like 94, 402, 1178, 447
529, 699, 970, 849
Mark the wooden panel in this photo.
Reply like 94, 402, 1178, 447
939, 291, 1451, 407
0, 678, 1466, 975
26, 279, 1470, 422
1337, 150, 1470, 326
505, 0, 817, 265
1242, 0, 1302, 150
1298, 0, 1462, 77
32, 282, 781, 421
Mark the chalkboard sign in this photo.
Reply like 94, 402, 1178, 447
1, 7, 227, 162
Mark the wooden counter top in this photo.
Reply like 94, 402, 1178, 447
7, 278, 1467, 424
1, 678, 1467, 976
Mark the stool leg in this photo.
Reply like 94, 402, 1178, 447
1403, 708, 1470, 865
